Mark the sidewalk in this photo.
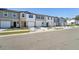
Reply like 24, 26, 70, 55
0, 28, 64, 38
0, 26, 77, 37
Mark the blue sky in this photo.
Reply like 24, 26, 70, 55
8, 8, 79, 18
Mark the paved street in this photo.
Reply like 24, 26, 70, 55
0, 28, 79, 50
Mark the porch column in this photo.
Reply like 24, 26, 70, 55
19, 20, 22, 28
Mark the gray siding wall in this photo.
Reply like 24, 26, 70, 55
0, 11, 19, 20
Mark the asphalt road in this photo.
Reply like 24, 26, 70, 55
0, 28, 79, 50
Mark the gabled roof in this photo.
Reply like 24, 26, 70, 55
0, 8, 56, 18
20, 11, 34, 14
20, 11, 55, 17
0, 8, 20, 13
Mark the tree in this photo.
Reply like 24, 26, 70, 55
75, 15, 79, 20
64, 17, 70, 20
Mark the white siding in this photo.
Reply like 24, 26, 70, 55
26, 14, 35, 21
51, 17, 54, 26
25, 14, 35, 27
67, 19, 75, 25
47, 17, 54, 27
45, 16, 49, 22
76, 20, 79, 24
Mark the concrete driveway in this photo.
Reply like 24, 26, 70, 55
0, 28, 79, 50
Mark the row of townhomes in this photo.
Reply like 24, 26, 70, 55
0, 9, 66, 28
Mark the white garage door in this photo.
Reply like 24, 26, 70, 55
28, 22, 34, 27
36, 21, 42, 27
1, 21, 11, 28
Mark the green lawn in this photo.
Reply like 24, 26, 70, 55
4, 28, 28, 31
67, 24, 79, 27
0, 31, 30, 35
0, 28, 30, 35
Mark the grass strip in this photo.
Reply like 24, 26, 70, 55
0, 30, 30, 35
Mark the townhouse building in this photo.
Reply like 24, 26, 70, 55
59, 17, 66, 26
53, 17, 66, 26
19, 11, 35, 28
0, 9, 20, 28
0, 9, 66, 28
34, 14, 46, 27
53, 17, 60, 26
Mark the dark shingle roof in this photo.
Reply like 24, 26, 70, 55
0, 8, 19, 13
0, 8, 55, 17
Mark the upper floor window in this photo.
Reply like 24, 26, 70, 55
13, 13, 17, 18
51, 17, 52, 20
3, 12, 8, 17
41, 16, 44, 19
54, 19, 56, 22
22, 14, 25, 17
36, 15, 40, 19
29, 14, 33, 18
48, 17, 50, 20
13, 14, 16, 17
54, 18, 59, 22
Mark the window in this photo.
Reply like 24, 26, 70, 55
51, 17, 52, 20
48, 17, 50, 20
13, 14, 16, 17
13, 13, 17, 18
57, 19, 60, 22
41, 16, 44, 19
22, 14, 25, 17
4, 12, 8, 17
29, 14, 33, 18
36, 15, 40, 19
54, 18, 57, 22
42, 22, 44, 24
54, 18, 59, 23
54, 19, 56, 22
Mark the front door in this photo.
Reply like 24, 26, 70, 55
46, 22, 49, 27
13, 22, 16, 27
24, 22, 26, 27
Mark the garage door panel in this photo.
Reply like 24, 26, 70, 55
28, 22, 34, 27
1, 21, 11, 28
36, 21, 42, 26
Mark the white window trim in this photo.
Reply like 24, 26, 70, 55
3, 12, 8, 17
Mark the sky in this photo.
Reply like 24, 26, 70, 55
8, 8, 79, 18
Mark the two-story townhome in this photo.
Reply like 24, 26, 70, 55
47, 16, 55, 27
0, 9, 36, 28
53, 17, 60, 26
47, 16, 52, 27
59, 17, 66, 26
25, 11, 36, 28
0, 9, 20, 28
35, 14, 47, 27
19, 11, 36, 28
0, 9, 66, 28
19, 11, 27, 28
53, 17, 66, 26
